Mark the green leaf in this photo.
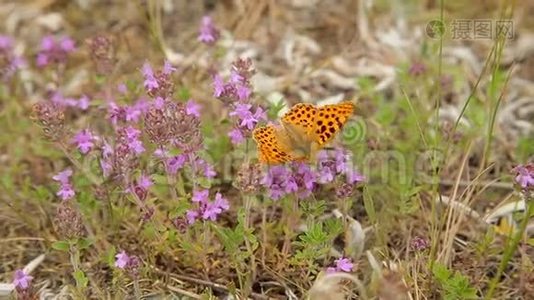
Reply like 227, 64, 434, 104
73, 270, 89, 288
268, 98, 286, 120
77, 238, 94, 250
105, 246, 117, 268
33, 186, 51, 200
432, 263, 477, 300
51, 240, 70, 252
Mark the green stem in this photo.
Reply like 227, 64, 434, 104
58, 142, 103, 185
427, 0, 445, 275
243, 194, 256, 297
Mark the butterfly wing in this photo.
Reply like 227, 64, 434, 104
254, 101, 354, 164
280, 103, 318, 158
312, 102, 354, 145
253, 125, 296, 163
281, 103, 318, 138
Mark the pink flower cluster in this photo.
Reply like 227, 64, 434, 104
50, 91, 90, 110
186, 189, 230, 224
164, 152, 216, 179
36, 35, 75, 67
228, 103, 266, 144
212, 58, 266, 145
141, 60, 176, 98
326, 257, 354, 273
72, 129, 96, 154
261, 150, 365, 201
114, 250, 142, 278
198, 16, 220, 45
262, 162, 317, 200
52, 168, 75, 201
512, 163, 534, 190
108, 97, 149, 125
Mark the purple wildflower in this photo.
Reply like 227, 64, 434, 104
124, 98, 149, 123
198, 16, 220, 45
230, 69, 244, 84
125, 105, 141, 122
186, 209, 199, 224
115, 250, 130, 269
317, 148, 364, 185
410, 236, 430, 251
228, 127, 245, 144
212, 74, 225, 97
334, 149, 350, 173
153, 96, 165, 109
57, 184, 75, 201
115, 251, 142, 278
142, 61, 159, 90
262, 165, 293, 200
327, 257, 354, 273
163, 60, 177, 75
512, 163, 534, 189
229, 103, 252, 118
53, 168, 75, 201
108, 102, 125, 125
40, 36, 54, 51
36, 35, 75, 67
230, 103, 263, 130
346, 169, 365, 184
292, 162, 317, 198
12, 269, 33, 290
123, 126, 145, 155
138, 174, 153, 190
202, 192, 229, 221
141, 61, 175, 98
47, 91, 89, 110
72, 129, 95, 154
188, 190, 229, 224
195, 158, 216, 178
77, 95, 90, 110
166, 154, 187, 175
192, 189, 210, 203
53, 168, 73, 184
213, 192, 230, 210
60, 37, 76, 52
185, 99, 201, 117
236, 84, 251, 101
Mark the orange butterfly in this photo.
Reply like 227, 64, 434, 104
253, 101, 354, 163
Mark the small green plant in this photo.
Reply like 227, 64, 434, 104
432, 262, 478, 300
